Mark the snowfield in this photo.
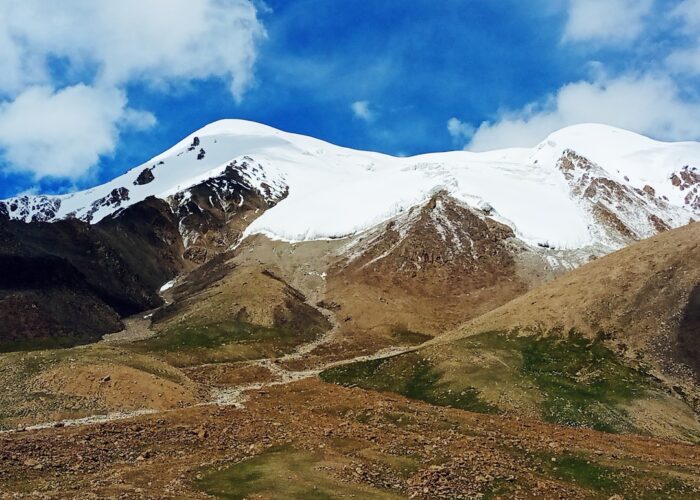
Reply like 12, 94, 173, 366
2, 120, 698, 250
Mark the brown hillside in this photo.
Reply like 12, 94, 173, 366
449, 222, 700, 399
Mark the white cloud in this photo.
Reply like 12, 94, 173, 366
667, 0, 700, 75
0, 85, 155, 179
453, 1, 700, 152
120, 109, 158, 131
351, 100, 375, 121
0, 0, 265, 102
465, 74, 700, 151
446, 118, 474, 144
672, 0, 700, 29
667, 46, 700, 75
0, 0, 265, 183
563, 0, 653, 44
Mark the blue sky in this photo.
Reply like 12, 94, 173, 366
0, 0, 699, 198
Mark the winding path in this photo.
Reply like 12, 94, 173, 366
3, 304, 420, 433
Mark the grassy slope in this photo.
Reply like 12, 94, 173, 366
321, 224, 700, 441
321, 330, 700, 441
129, 319, 324, 367
196, 445, 403, 500
452, 223, 700, 367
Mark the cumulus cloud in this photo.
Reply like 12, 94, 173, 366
0, 0, 265, 182
351, 100, 375, 121
465, 74, 700, 151
446, 118, 474, 144
453, 0, 700, 152
668, 46, 700, 75
672, 0, 700, 29
563, 0, 653, 44
667, 0, 700, 75
0, 85, 155, 179
0, 0, 265, 101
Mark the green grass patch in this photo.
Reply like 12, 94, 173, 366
514, 330, 649, 432
129, 319, 321, 366
0, 335, 98, 353
137, 320, 307, 351
543, 453, 621, 492
320, 353, 498, 414
535, 452, 697, 498
641, 477, 698, 499
322, 330, 667, 434
195, 446, 402, 499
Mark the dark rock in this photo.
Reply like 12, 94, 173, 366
133, 168, 155, 185
0, 197, 185, 349
187, 136, 200, 151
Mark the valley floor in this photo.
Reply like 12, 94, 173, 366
1, 308, 700, 499
2, 224, 700, 499
1, 377, 700, 499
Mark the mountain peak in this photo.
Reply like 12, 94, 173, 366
1, 120, 697, 252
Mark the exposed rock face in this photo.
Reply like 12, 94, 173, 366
77, 187, 131, 223
325, 192, 530, 334
341, 191, 518, 290
94, 197, 187, 305
0, 197, 185, 348
557, 150, 687, 245
133, 167, 155, 185
187, 136, 200, 151
670, 165, 700, 211
0, 254, 123, 349
0, 195, 62, 222
0, 155, 290, 347
169, 157, 288, 264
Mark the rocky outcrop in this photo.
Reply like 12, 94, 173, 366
133, 167, 155, 185
169, 157, 288, 264
341, 191, 519, 290
558, 150, 688, 245
325, 192, 530, 335
670, 165, 700, 212
0, 195, 62, 222
0, 197, 185, 349
82, 187, 131, 222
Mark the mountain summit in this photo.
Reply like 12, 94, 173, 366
2, 120, 697, 253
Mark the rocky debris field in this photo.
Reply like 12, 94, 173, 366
1, 378, 699, 499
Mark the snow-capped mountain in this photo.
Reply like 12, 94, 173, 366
1, 120, 698, 252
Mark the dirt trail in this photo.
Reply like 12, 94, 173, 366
212, 343, 416, 407
211, 300, 421, 406
2, 303, 419, 433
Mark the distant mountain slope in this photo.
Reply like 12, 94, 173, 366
1, 120, 697, 254
0, 147, 294, 346
452, 222, 700, 385
321, 222, 700, 440
0, 198, 184, 349
1, 120, 698, 349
